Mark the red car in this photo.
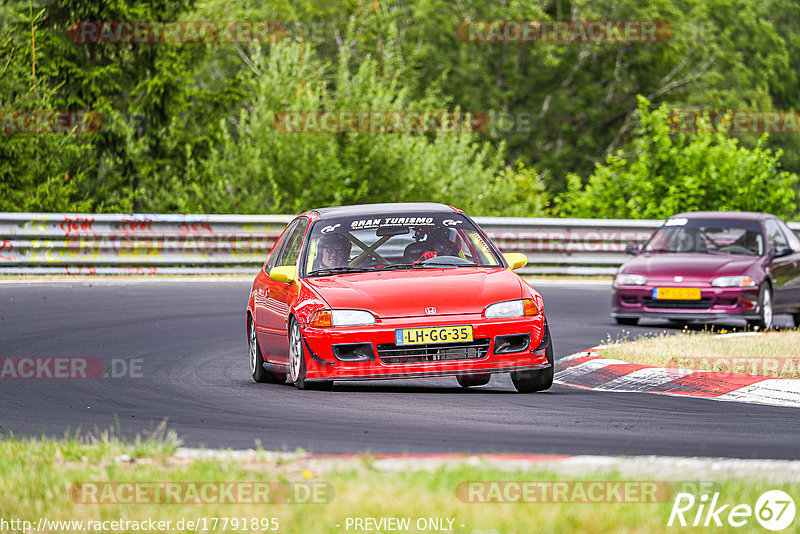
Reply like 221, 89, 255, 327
246, 203, 552, 391
612, 211, 800, 329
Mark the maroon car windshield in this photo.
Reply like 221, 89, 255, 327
644, 218, 764, 256
303, 213, 503, 276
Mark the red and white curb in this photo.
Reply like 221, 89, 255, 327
555, 349, 800, 407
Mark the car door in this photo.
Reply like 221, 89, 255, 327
253, 219, 298, 351
261, 217, 309, 363
764, 218, 798, 310
775, 218, 800, 309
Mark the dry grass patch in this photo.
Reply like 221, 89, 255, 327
598, 330, 800, 378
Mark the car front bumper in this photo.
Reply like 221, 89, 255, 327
297, 313, 550, 381
612, 284, 762, 322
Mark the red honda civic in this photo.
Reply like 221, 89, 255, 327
246, 203, 552, 391
613, 211, 800, 329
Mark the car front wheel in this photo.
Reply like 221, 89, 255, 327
748, 283, 773, 331
510, 326, 554, 393
288, 318, 332, 390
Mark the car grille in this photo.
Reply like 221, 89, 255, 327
643, 297, 713, 310
376, 339, 491, 364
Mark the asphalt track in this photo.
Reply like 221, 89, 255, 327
0, 278, 798, 459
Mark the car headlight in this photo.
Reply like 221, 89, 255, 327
711, 275, 755, 287
309, 309, 376, 327
615, 273, 647, 286
484, 299, 540, 318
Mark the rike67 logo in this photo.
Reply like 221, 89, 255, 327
668, 490, 795, 530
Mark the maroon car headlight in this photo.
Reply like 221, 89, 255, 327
484, 299, 540, 318
615, 273, 647, 286
310, 309, 376, 327
711, 275, 756, 287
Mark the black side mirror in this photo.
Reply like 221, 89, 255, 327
624, 241, 641, 255
772, 244, 793, 258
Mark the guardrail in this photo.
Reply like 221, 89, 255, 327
0, 212, 797, 276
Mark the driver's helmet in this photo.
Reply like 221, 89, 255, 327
676, 229, 696, 252
425, 227, 458, 256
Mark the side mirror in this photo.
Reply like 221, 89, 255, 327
503, 253, 528, 271
625, 241, 642, 255
269, 266, 297, 283
772, 245, 793, 258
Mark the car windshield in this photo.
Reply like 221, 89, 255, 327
303, 213, 502, 276
643, 218, 764, 256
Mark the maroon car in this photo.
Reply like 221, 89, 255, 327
612, 211, 800, 329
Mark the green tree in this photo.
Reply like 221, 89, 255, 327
153, 33, 545, 215
559, 96, 798, 219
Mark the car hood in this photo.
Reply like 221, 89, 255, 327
622, 253, 760, 281
303, 267, 524, 318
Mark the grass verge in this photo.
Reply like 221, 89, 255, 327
1, 430, 798, 533
598, 330, 800, 378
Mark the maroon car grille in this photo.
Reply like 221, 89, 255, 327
376, 339, 491, 364
643, 297, 713, 310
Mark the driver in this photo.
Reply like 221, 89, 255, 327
425, 227, 459, 257
316, 233, 351, 269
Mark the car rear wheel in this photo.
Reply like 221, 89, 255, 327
794, 313, 800, 328
456, 374, 491, 388
288, 318, 332, 390
747, 283, 773, 331
510, 327, 554, 393
249, 316, 285, 383
615, 317, 638, 326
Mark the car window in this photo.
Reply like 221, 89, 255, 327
303, 213, 502, 275
277, 217, 309, 268
776, 219, 800, 252
765, 219, 790, 254
644, 218, 763, 256
265, 219, 299, 272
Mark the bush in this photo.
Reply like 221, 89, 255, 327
559, 96, 799, 220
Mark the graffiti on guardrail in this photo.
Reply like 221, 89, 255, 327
61, 216, 96, 237
0, 240, 13, 260
3, 213, 794, 274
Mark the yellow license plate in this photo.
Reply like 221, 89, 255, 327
396, 325, 473, 345
653, 287, 701, 300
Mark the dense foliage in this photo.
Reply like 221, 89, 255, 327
1, 0, 799, 219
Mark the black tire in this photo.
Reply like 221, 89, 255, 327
615, 317, 639, 326
457, 374, 491, 388
249, 316, 285, 384
510, 326, 554, 393
793, 313, 800, 329
747, 283, 774, 331
288, 318, 333, 390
